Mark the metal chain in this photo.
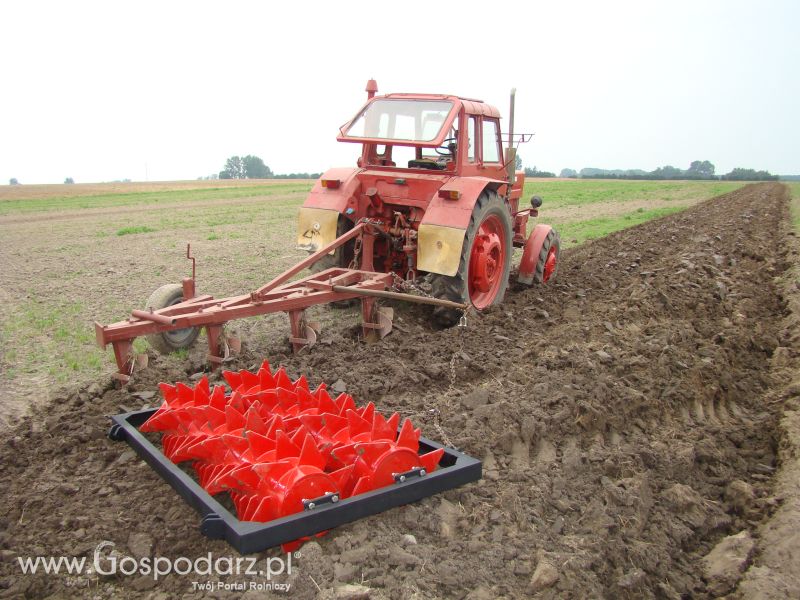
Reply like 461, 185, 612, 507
389, 273, 470, 449
389, 272, 434, 298
348, 236, 362, 270
430, 316, 467, 449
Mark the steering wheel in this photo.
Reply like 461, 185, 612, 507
434, 137, 457, 156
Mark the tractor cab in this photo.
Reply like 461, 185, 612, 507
337, 92, 508, 182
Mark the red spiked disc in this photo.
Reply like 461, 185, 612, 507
140, 361, 448, 553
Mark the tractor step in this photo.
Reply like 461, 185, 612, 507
108, 364, 481, 554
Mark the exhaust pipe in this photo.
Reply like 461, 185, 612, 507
505, 88, 517, 185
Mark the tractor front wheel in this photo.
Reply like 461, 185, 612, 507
533, 229, 560, 284
144, 284, 201, 354
431, 190, 513, 326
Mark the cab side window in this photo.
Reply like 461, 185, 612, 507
482, 119, 501, 163
467, 116, 477, 162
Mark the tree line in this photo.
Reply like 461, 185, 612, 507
555, 161, 780, 181
3, 156, 787, 186
212, 155, 320, 180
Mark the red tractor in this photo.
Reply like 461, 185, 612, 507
297, 80, 560, 325
96, 81, 559, 381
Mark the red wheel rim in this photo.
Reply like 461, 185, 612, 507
468, 215, 507, 310
542, 245, 557, 283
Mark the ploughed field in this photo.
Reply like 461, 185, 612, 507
0, 178, 743, 428
1, 182, 798, 599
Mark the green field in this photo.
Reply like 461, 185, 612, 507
522, 179, 743, 246
0, 179, 749, 409
788, 182, 800, 230
0, 183, 313, 215
523, 179, 741, 209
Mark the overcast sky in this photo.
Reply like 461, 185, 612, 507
1, 0, 798, 184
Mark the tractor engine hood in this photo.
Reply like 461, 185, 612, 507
353, 169, 452, 208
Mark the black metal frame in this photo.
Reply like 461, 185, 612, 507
109, 408, 482, 554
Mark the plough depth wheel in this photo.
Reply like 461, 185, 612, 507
145, 284, 200, 354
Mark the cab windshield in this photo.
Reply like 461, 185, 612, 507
343, 99, 454, 143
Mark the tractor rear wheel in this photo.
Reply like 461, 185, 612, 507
431, 190, 513, 326
310, 216, 356, 308
144, 284, 201, 355
310, 216, 354, 273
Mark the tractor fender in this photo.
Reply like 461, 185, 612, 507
297, 168, 360, 253
417, 176, 505, 276
518, 224, 553, 285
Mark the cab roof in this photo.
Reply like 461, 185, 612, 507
337, 93, 501, 147
382, 93, 501, 118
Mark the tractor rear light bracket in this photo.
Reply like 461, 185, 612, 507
108, 408, 482, 555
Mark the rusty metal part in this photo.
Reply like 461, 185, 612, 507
96, 266, 393, 378
130, 309, 177, 326
329, 285, 467, 311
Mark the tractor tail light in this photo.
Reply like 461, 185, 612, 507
438, 189, 461, 200
321, 179, 341, 189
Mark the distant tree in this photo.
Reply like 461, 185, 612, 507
721, 167, 779, 181
9, 178, 19, 185
220, 155, 272, 179
580, 167, 655, 179
515, 155, 523, 171
651, 165, 684, 179
272, 172, 322, 179
686, 160, 715, 179
524, 166, 555, 178
221, 156, 246, 179
560, 168, 578, 178
64, 177, 75, 184
242, 155, 272, 179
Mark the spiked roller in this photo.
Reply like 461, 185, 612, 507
123, 361, 475, 551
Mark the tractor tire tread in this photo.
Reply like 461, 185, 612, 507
534, 229, 561, 284
430, 190, 512, 326
310, 216, 357, 308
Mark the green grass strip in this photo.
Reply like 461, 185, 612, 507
0, 183, 313, 215
556, 206, 685, 248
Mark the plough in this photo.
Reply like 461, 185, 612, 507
96, 221, 468, 383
